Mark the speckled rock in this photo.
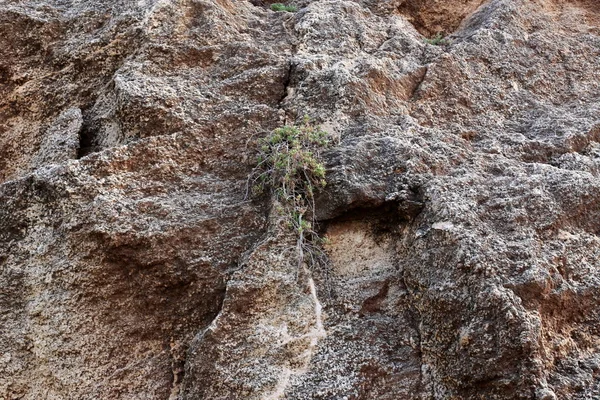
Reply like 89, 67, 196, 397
1, 0, 600, 399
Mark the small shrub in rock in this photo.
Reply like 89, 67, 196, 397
249, 118, 330, 269
424, 33, 449, 46
270, 3, 297, 12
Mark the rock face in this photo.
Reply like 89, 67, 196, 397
1, 0, 600, 399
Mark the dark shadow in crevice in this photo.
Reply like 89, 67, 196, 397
77, 109, 101, 158
77, 126, 96, 158
315, 180, 425, 224
318, 197, 423, 239
0, 65, 9, 85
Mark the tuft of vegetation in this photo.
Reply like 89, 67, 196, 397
424, 33, 449, 46
270, 3, 297, 12
249, 118, 330, 269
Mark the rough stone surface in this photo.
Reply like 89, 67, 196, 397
1, 0, 600, 399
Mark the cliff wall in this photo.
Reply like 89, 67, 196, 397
1, 0, 600, 398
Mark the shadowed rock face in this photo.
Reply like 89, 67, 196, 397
1, 0, 600, 399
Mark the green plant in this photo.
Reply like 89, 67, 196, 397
424, 33, 449, 46
270, 3, 297, 12
249, 118, 330, 269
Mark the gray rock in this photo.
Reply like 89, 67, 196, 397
31, 107, 82, 168
1, 0, 600, 399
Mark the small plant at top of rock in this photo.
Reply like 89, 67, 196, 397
424, 33, 449, 46
249, 117, 330, 269
270, 3, 297, 12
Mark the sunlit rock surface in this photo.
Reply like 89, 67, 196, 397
1, 0, 600, 398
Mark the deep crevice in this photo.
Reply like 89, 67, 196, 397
319, 197, 423, 239
277, 60, 294, 110
77, 109, 101, 158
316, 183, 425, 224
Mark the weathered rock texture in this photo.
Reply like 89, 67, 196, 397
1, 0, 600, 399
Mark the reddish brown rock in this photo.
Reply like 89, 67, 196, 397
1, 0, 600, 399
